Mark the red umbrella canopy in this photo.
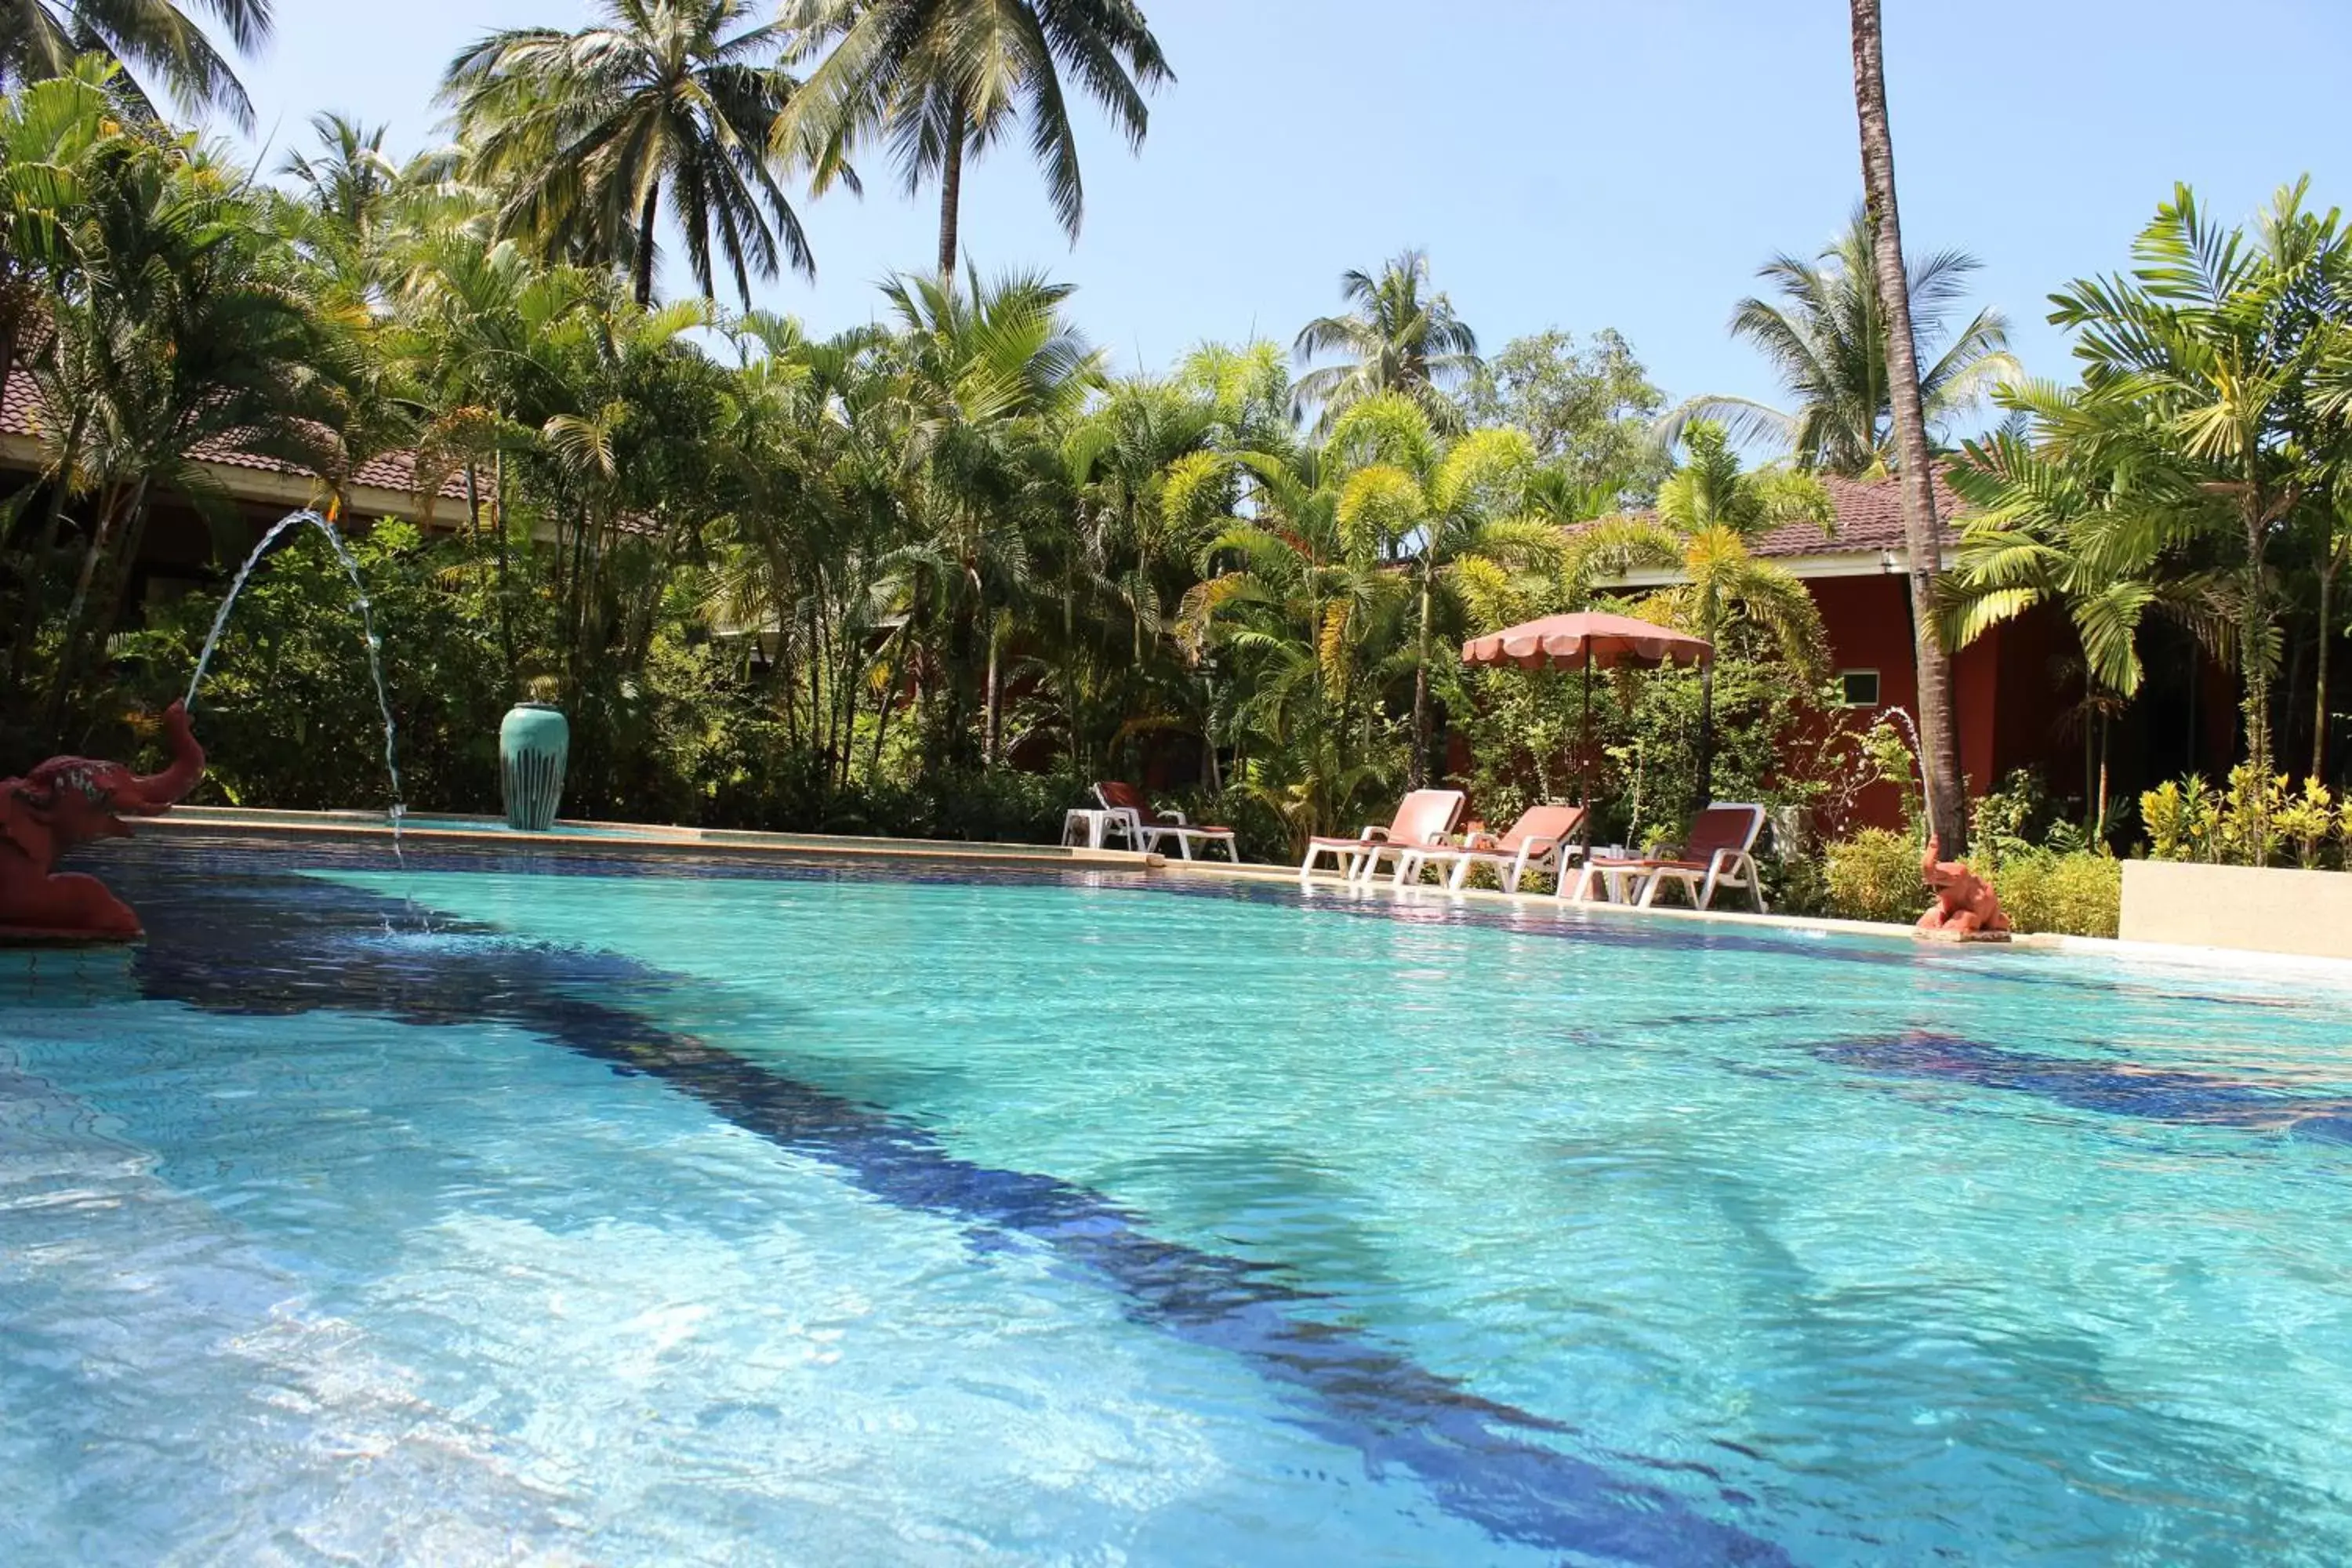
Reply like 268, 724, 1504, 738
1461, 612, 1711, 671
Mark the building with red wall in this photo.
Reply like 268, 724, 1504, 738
1730, 472, 2227, 833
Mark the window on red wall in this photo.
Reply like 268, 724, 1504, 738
1837, 670, 1882, 707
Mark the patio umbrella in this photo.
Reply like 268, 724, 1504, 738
1460, 612, 1711, 805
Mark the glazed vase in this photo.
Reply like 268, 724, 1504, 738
499, 702, 569, 831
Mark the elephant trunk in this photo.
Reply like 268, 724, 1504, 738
126, 699, 205, 809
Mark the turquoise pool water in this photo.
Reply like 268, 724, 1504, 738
5, 844, 2350, 1564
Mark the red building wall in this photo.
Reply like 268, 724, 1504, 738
1804, 572, 2045, 832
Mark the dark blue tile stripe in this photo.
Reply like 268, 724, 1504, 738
1814, 1032, 2352, 1142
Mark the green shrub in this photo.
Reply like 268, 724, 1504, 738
1824, 827, 1923, 924
2274, 778, 2336, 869
1761, 849, 1836, 918
1994, 851, 2121, 938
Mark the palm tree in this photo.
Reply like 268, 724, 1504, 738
0, 56, 111, 402
442, 0, 810, 308
1661, 209, 2016, 477
777, 0, 1171, 278
1849, 0, 1968, 854
277, 113, 403, 241
1943, 418, 2227, 837
1056, 373, 1225, 775
1323, 391, 1563, 785
0, 0, 270, 129
1176, 440, 1413, 845
1294, 250, 1481, 435
877, 266, 1102, 764
1567, 422, 1832, 811
34, 132, 347, 724
2027, 183, 2343, 822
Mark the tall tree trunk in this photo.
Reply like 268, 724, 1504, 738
982, 617, 1001, 769
869, 641, 898, 783
837, 628, 859, 794
47, 477, 141, 731
633, 184, 661, 307
492, 452, 514, 682
10, 406, 89, 689
936, 92, 966, 279
2314, 532, 2339, 781
1409, 567, 1432, 788
1850, 0, 1968, 855
1693, 656, 1717, 816
2095, 710, 2111, 842
88, 480, 160, 660
2240, 498, 2276, 858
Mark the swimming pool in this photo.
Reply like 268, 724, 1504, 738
5, 840, 2350, 1564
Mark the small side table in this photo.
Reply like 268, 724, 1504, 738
1061, 808, 1118, 849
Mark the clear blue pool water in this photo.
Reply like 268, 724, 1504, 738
5, 842, 2351, 1565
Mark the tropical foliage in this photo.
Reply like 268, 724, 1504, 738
6, 58, 1806, 858
442, 1, 811, 306
1294, 249, 1482, 436
1946, 181, 2352, 839
0, 0, 269, 126
5, 20, 2343, 913
1662, 209, 2016, 477
1566, 422, 1831, 810
776, 0, 1172, 275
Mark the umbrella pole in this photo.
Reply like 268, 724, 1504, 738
1578, 655, 1592, 806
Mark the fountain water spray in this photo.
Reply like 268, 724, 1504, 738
184, 509, 408, 862
1879, 706, 1940, 843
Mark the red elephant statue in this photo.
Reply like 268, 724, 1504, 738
1915, 833, 2010, 941
0, 700, 205, 941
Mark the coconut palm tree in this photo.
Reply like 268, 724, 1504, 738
1849, 0, 1968, 854
277, 113, 403, 240
777, 0, 1171, 278
441, 0, 809, 308
1294, 250, 1481, 436
1660, 209, 2016, 477
0, 0, 270, 129
1567, 423, 1832, 812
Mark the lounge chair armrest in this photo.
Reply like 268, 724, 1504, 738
1359, 825, 1392, 840
1160, 807, 1190, 826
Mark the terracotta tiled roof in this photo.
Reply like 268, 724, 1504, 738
1747, 470, 1966, 560
0, 368, 467, 509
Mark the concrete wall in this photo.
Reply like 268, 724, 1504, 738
2120, 859, 2352, 959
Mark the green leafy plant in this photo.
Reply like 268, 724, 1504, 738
2275, 779, 2337, 869
1994, 851, 2121, 938
1824, 827, 1922, 924
2217, 764, 2287, 866
1971, 768, 2060, 867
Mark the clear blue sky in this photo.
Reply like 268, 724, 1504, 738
206, 0, 2350, 425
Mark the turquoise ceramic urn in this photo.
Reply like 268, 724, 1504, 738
499, 702, 569, 831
